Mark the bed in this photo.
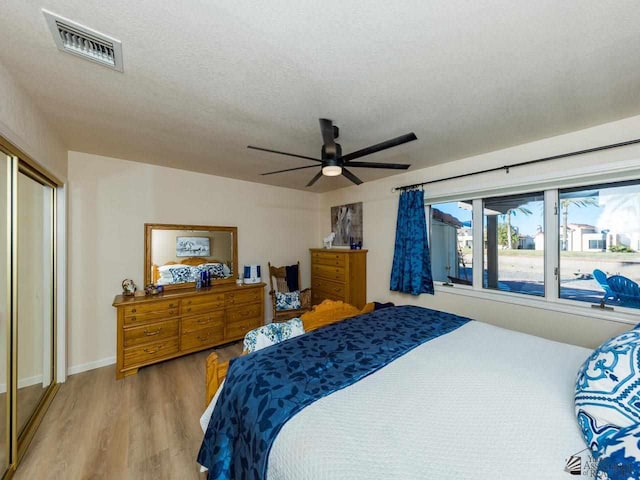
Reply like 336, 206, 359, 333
152, 257, 231, 285
198, 300, 622, 479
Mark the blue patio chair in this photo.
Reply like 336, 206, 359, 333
606, 275, 640, 307
593, 269, 617, 301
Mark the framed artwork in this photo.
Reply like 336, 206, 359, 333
176, 236, 210, 257
331, 202, 363, 246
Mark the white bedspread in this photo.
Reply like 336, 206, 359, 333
201, 321, 592, 479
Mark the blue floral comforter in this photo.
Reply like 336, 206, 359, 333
197, 305, 470, 479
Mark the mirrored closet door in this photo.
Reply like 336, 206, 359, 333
0, 145, 59, 479
1, 152, 9, 479
16, 168, 54, 439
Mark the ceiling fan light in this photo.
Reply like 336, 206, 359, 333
322, 165, 342, 176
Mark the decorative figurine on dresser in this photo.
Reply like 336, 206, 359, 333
112, 224, 265, 379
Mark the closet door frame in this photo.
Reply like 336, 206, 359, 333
0, 135, 62, 479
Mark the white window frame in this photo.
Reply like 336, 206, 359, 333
426, 166, 640, 326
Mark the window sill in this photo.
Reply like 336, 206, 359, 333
434, 283, 638, 326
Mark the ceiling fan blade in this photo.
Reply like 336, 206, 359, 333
248, 145, 322, 163
341, 167, 363, 186
345, 161, 410, 170
306, 170, 324, 187
261, 165, 319, 176
341, 132, 417, 162
319, 118, 337, 156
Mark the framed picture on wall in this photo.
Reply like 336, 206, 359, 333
331, 202, 363, 246
176, 236, 211, 257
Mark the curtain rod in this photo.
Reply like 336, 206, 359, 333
392, 137, 640, 192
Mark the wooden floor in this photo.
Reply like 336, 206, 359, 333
13, 342, 242, 480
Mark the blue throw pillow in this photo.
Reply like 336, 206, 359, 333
275, 290, 301, 310
169, 265, 193, 283
575, 328, 640, 457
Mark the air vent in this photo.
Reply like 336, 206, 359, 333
43, 9, 123, 72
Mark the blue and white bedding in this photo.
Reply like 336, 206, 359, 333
200, 306, 592, 480
157, 262, 231, 285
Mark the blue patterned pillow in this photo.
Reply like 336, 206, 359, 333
197, 263, 226, 279
575, 328, 640, 457
275, 290, 301, 310
596, 423, 640, 478
243, 318, 305, 353
169, 265, 193, 283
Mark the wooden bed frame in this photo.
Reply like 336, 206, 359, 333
205, 300, 374, 405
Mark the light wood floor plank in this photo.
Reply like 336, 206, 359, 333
13, 342, 241, 479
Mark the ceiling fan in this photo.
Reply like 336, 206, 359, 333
249, 119, 417, 187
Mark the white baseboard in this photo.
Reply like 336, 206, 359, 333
67, 356, 116, 376
0, 374, 45, 394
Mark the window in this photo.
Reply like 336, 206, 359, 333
588, 239, 605, 250
427, 178, 640, 312
429, 201, 473, 285
558, 181, 640, 307
483, 192, 545, 296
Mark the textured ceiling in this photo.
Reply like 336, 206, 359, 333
1, 1, 640, 192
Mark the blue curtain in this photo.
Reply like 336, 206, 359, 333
390, 189, 434, 295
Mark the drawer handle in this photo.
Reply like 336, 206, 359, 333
334, 288, 341, 292
143, 345, 163, 354
169, 309, 177, 315
186, 307, 192, 313
197, 318, 211, 324
228, 300, 235, 304
131, 308, 137, 313
169, 303, 176, 308
186, 300, 192, 305
144, 328, 162, 336
131, 316, 137, 322
197, 332, 212, 341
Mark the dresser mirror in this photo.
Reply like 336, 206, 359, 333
144, 223, 238, 290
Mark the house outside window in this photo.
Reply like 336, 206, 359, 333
429, 201, 472, 285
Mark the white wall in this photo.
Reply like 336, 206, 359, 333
321, 114, 640, 349
0, 60, 66, 181
67, 152, 321, 373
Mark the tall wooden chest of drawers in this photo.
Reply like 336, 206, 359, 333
113, 283, 264, 379
310, 249, 367, 309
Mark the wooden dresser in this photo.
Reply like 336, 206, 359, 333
310, 249, 367, 309
113, 283, 265, 379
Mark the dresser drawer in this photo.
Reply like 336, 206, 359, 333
182, 311, 225, 334
311, 251, 346, 267
181, 325, 224, 351
313, 278, 346, 296
124, 307, 179, 326
123, 338, 179, 368
123, 319, 179, 348
312, 264, 346, 282
227, 303, 262, 323
225, 318, 262, 340
225, 288, 262, 306
181, 299, 225, 316
123, 299, 179, 318
182, 293, 225, 307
